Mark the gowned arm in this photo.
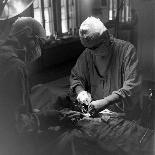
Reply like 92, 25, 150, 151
89, 46, 142, 115
112, 46, 142, 100
70, 51, 90, 96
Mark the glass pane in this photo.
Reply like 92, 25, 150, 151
44, 0, 49, 8
109, 0, 131, 23
45, 22, 50, 36
109, 0, 113, 20
33, 0, 54, 35
44, 8, 50, 35
68, 0, 76, 33
61, 0, 68, 33
126, 0, 131, 22
109, 0, 117, 20
34, 9, 42, 23
121, 5, 125, 22
33, 0, 41, 23
113, 0, 117, 19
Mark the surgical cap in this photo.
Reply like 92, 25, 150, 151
10, 17, 46, 38
10, 17, 46, 63
79, 16, 107, 48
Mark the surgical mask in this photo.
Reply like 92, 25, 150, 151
10, 26, 45, 63
90, 43, 110, 56
25, 36, 42, 63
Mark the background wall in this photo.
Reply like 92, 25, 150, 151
134, 0, 155, 81
77, 0, 94, 23
77, 0, 109, 24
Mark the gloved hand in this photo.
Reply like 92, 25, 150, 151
88, 99, 109, 117
77, 91, 92, 105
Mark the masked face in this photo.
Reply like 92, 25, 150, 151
25, 36, 42, 63
80, 30, 111, 56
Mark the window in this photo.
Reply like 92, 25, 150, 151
109, 0, 132, 23
44, 0, 53, 36
109, 0, 117, 20
33, 0, 54, 36
33, 0, 78, 36
33, 0, 42, 24
68, 0, 77, 32
61, 0, 77, 34
61, 0, 68, 33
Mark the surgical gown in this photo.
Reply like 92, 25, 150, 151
70, 36, 142, 121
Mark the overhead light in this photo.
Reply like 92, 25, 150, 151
0, 0, 34, 20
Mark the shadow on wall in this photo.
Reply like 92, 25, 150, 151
135, 0, 155, 81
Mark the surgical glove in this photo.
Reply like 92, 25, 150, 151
77, 91, 92, 105
88, 99, 109, 116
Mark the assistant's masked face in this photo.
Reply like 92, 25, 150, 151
25, 37, 42, 63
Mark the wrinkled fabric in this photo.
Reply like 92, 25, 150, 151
35, 116, 154, 155
70, 36, 142, 120
0, 36, 33, 155
0, 38, 31, 131
29, 77, 153, 155
77, 117, 154, 155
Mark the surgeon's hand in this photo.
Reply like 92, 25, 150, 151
77, 91, 92, 105
88, 99, 108, 117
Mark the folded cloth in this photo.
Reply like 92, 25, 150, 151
98, 109, 125, 122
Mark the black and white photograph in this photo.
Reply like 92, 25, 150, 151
0, 0, 154, 155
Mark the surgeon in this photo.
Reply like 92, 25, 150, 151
70, 16, 142, 121
0, 17, 83, 155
